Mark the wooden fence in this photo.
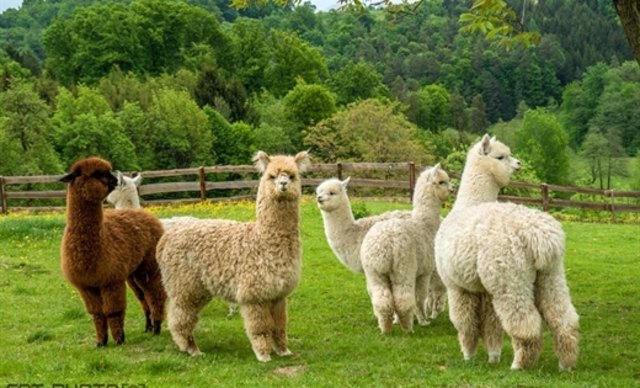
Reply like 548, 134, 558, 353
1, 162, 639, 218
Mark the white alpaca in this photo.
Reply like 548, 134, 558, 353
435, 135, 580, 371
106, 172, 142, 209
156, 151, 310, 362
360, 164, 451, 334
316, 177, 447, 320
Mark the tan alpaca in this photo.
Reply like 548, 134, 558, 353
156, 151, 310, 362
435, 135, 580, 371
59, 157, 166, 347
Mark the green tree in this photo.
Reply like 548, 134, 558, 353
147, 89, 214, 169
407, 83, 451, 132
515, 108, 570, 184
469, 94, 489, 134
265, 30, 328, 97
282, 81, 336, 150
52, 86, 139, 170
204, 107, 256, 165
329, 61, 390, 105
0, 83, 61, 175
304, 99, 434, 164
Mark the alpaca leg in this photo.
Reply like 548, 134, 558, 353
480, 294, 503, 363
535, 266, 580, 371
426, 271, 447, 320
166, 295, 208, 356
78, 287, 108, 347
270, 298, 292, 357
447, 287, 481, 361
365, 273, 394, 334
414, 274, 430, 326
101, 282, 128, 345
392, 283, 416, 333
491, 292, 542, 370
133, 256, 167, 334
127, 277, 151, 332
240, 303, 275, 362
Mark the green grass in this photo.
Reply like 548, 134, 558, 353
0, 198, 639, 387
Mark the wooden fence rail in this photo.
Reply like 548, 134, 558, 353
1, 163, 639, 219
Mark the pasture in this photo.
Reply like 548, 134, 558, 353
0, 198, 638, 387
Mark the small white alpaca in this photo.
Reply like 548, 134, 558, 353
360, 164, 451, 334
316, 177, 447, 320
435, 134, 580, 371
156, 151, 310, 362
106, 172, 142, 209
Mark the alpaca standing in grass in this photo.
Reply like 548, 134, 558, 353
59, 157, 166, 347
360, 165, 451, 333
316, 177, 447, 320
156, 151, 310, 362
435, 135, 580, 371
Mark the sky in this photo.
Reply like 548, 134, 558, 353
0, 0, 340, 13
0, 0, 22, 13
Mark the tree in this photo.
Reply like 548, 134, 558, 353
282, 81, 336, 150
204, 107, 256, 165
265, 30, 328, 97
469, 94, 489, 134
515, 108, 571, 184
407, 83, 451, 132
52, 86, 139, 170
304, 99, 434, 164
0, 83, 62, 175
329, 61, 390, 105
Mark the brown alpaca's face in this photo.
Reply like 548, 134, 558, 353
60, 157, 118, 203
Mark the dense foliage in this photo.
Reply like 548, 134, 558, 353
0, 0, 638, 190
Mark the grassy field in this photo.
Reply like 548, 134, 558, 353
0, 198, 638, 387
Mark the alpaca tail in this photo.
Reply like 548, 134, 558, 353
519, 214, 565, 271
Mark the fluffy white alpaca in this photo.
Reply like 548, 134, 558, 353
360, 164, 451, 334
316, 177, 447, 320
435, 135, 580, 371
106, 172, 142, 209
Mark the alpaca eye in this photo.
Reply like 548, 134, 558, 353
497, 156, 504, 160
268, 174, 276, 180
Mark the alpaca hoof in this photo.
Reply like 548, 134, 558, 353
276, 348, 293, 357
510, 361, 522, 370
152, 321, 162, 335
256, 353, 272, 362
115, 335, 125, 345
463, 352, 475, 361
188, 349, 204, 357
559, 363, 573, 372
96, 342, 107, 348
488, 352, 501, 364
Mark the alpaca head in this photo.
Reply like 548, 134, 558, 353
316, 177, 351, 212
469, 134, 521, 188
254, 150, 311, 201
106, 172, 142, 209
413, 163, 452, 205
60, 157, 118, 203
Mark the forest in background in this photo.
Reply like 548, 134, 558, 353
0, 0, 639, 191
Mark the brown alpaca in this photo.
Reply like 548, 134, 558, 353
59, 157, 166, 347
157, 151, 310, 362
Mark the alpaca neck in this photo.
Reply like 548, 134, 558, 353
256, 196, 300, 238
321, 199, 363, 273
412, 193, 442, 221
453, 169, 502, 210
64, 194, 104, 250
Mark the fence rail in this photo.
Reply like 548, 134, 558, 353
1, 163, 639, 219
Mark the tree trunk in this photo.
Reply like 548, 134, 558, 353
613, 0, 640, 65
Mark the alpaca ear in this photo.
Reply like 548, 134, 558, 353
341, 176, 351, 189
434, 162, 442, 171
132, 174, 142, 187
294, 150, 311, 173
480, 134, 491, 155
253, 151, 270, 173
59, 170, 80, 183
114, 170, 124, 186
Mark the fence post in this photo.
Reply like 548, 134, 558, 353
337, 163, 343, 180
541, 183, 549, 212
199, 167, 206, 202
408, 162, 416, 201
608, 189, 617, 223
0, 176, 6, 214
